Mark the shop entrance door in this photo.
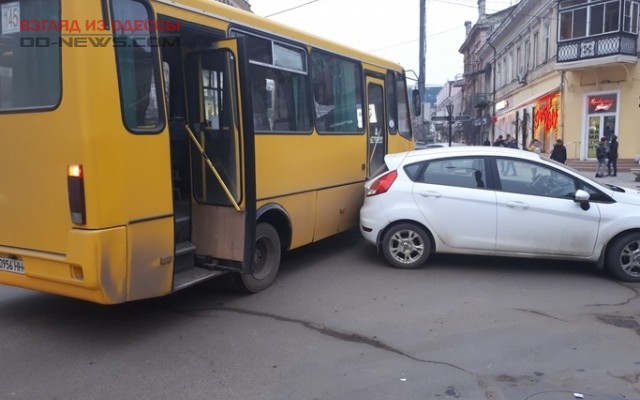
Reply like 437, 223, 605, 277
586, 115, 616, 159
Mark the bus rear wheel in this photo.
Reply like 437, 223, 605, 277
238, 223, 281, 293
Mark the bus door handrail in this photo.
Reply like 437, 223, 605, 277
184, 124, 242, 212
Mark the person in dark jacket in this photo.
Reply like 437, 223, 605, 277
550, 139, 567, 164
595, 137, 609, 177
607, 135, 619, 177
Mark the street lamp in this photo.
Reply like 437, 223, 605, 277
446, 103, 454, 147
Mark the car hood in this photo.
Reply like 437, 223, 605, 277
608, 186, 640, 205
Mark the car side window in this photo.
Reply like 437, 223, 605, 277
419, 157, 486, 189
496, 158, 576, 198
403, 162, 423, 181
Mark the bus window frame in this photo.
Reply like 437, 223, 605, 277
0, 0, 62, 114
309, 48, 365, 136
110, 0, 166, 134
385, 71, 398, 135
230, 27, 313, 136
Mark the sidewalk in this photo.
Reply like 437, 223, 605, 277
577, 171, 640, 189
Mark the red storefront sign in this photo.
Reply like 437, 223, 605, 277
587, 94, 617, 113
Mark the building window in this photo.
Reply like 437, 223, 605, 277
533, 32, 539, 66
589, 1, 620, 35
502, 56, 507, 85
559, 0, 629, 41
543, 23, 550, 61
559, 7, 587, 39
623, 0, 640, 33
508, 51, 514, 81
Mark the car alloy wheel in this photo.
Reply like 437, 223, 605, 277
381, 223, 431, 269
607, 233, 640, 282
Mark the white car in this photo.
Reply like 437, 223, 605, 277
360, 146, 640, 281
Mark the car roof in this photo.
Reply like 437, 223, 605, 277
384, 146, 541, 171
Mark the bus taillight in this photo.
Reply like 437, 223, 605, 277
67, 164, 86, 225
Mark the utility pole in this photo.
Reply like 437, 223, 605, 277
418, 0, 426, 141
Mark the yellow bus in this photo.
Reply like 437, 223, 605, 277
0, 0, 414, 304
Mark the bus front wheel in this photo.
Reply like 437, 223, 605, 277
238, 223, 281, 293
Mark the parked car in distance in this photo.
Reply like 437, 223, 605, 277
415, 142, 467, 150
360, 146, 640, 281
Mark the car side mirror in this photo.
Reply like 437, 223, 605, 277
574, 189, 591, 210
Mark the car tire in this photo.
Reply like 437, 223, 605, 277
381, 223, 431, 269
606, 232, 640, 282
237, 223, 281, 293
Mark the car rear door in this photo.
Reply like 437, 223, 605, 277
412, 156, 497, 251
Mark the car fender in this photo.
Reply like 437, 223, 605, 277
594, 215, 640, 267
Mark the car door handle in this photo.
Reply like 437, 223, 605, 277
506, 201, 529, 209
420, 191, 442, 198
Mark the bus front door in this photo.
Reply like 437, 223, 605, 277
365, 77, 388, 178
176, 39, 258, 290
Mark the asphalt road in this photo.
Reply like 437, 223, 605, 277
1, 230, 639, 400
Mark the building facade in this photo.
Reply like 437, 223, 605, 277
458, 1, 514, 145
463, 0, 639, 160
475, 0, 563, 153
432, 79, 465, 144
556, 0, 639, 160
221, 0, 251, 12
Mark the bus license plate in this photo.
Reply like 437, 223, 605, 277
0, 256, 24, 274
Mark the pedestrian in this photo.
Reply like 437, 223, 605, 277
503, 134, 517, 175
483, 138, 490, 146
493, 135, 505, 147
595, 136, 609, 178
550, 139, 567, 164
607, 135, 618, 177
528, 138, 542, 154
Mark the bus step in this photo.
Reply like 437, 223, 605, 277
176, 241, 196, 256
173, 267, 227, 292
174, 241, 196, 273
174, 214, 191, 243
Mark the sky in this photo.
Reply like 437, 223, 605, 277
248, 0, 515, 87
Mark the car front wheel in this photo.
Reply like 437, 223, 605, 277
606, 232, 640, 282
381, 223, 431, 269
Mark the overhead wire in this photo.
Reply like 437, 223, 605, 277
264, 0, 320, 17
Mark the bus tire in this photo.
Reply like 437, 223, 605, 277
238, 222, 281, 293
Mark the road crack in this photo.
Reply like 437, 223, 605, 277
511, 308, 568, 322
167, 305, 467, 372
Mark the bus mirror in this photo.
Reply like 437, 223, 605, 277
412, 89, 421, 116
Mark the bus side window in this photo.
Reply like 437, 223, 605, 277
251, 70, 271, 131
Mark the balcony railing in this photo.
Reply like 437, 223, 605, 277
557, 32, 637, 63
